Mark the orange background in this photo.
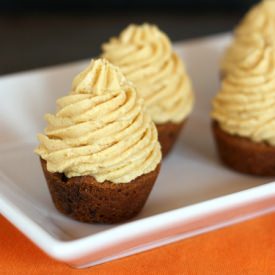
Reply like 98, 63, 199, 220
1, 213, 275, 274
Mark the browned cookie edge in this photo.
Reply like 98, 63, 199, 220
156, 120, 186, 157
40, 159, 160, 224
212, 120, 275, 176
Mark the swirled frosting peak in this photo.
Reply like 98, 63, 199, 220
222, 0, 275, 75
102, 23, 194, 124
236, 0, 275, 40
212, 44, 275, 146
35, 58, 161, 183
72, 58, 130, 94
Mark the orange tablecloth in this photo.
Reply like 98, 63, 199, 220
1, 213, 275, 274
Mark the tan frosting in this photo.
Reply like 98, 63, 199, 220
212, 44, 275, 145
102, 23, 194, 124
222, 0, 275, 74
236, 0, 275, 40
35, 59, 161, 183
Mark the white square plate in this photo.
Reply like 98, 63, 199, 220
0, 33, 274, 268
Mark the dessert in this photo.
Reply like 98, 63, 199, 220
102, 23, 194, 157
212, 1, 275, 176
36, 58, 161, 223
235, 0, 275, 41
221, 0, 275, 77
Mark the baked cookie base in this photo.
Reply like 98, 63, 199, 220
40, 159, 160, 224
156, 120, 185, 157
212, 121, 275, 176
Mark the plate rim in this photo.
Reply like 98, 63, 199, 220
1, 179, 275, 261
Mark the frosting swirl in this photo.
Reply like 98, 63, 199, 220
72, 57, 130, 94
212, 44, 275, 146
102, 23, 194, 124
222, 0, 275, 74
36, 59, 161, 183
236, 0, 275, 40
